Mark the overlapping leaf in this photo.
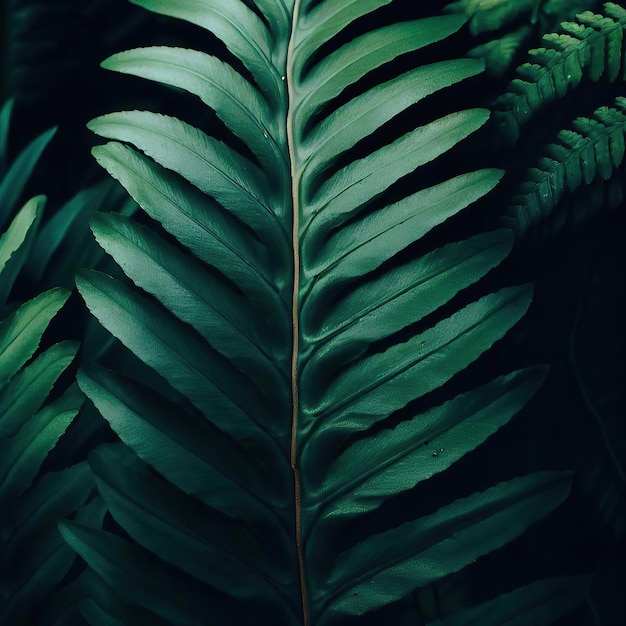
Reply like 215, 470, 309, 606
0, 214, 89, 624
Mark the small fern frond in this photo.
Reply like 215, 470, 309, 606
495, 2, 626, 142
503, 97, 626, 238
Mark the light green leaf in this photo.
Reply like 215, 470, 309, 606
0, 288, 69, 390
0, 127, 55, 230
0, 195, 44, 304
0, 385, 83, 498
0, 341, 79, 437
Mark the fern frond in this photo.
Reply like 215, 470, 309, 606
65, 2, 580, 623
495, 2, 626, 142
503, 97, 626, 238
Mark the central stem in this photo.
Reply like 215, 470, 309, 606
286, 2, 309, 625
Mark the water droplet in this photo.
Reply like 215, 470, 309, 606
281, 75, 286, 81
432, 451, 438, 457
263, 132, 268, 138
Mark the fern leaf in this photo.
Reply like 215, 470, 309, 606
495, 2, 626, 142
321, 472, 571, 618
503, 97, 626, 238
70, 2, 577, 623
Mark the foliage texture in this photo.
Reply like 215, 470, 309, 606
0, 99, 96, 625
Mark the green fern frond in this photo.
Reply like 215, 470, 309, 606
503, 97, 626, 238
62, 2, 581, 624
495, 2, 626, 142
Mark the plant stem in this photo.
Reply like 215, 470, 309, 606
287, 1, 309, 624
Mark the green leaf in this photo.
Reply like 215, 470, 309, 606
59, 520, 261, 625
0, 99, 13, 175
88, 111, 285, 253
0, 341, 79, 437
303, 58, 485, 177
319, 472, 572, 622
89, 211, 285, 386
0, 195, 45, 305
0, 126, 55, 230
76, 270, 283, 447
101, 47, 281, 173
307, 367, 548, 516
293, 16, 468, 125
504, 97, 626, 238
301, 285, 533, 441
76, 365, 288, 523
3, 462, 93, 561
495, 4, 626, 141
89, 443, 297, 605
0, 288, 69, 390
0, 384, 83, 498
25, 180, 120, 284
90, 141, 284, 314
130, 0, 279, 104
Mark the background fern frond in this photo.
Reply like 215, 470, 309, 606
503, 97, 626, 238
495, 2, 626, 142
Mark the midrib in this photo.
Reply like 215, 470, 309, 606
286, 1, 309, 625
